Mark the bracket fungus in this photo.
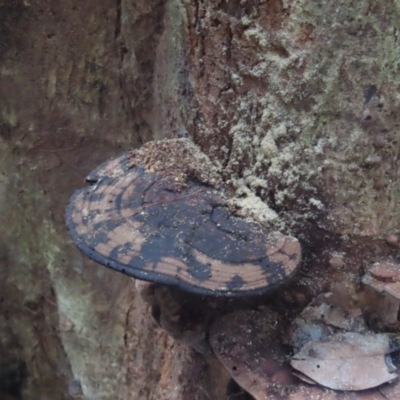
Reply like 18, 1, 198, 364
209, 309, 297, 400
66, 140, 301, 297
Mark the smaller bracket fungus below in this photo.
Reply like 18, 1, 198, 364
210, 309, 297, 400
65, 140, 301, 297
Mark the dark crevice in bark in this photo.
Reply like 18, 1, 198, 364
114, 0, 122, 39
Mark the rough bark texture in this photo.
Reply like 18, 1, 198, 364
1, 0, 400, 399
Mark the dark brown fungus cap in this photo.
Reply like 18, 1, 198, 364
66, 148, 301, 296
210, 310, 297, 399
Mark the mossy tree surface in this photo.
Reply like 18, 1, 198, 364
1, 0, 399, 399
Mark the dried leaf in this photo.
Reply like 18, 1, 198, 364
211, 311, 395, 399
287, 292, 366, 351
291, 332, 398, 391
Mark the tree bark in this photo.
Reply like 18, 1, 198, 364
1, 0, 400, 399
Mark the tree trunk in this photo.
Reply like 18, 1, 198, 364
1, 0, 399, 399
